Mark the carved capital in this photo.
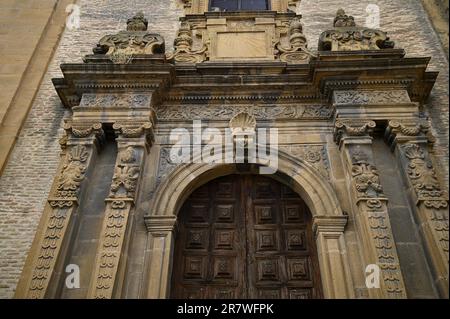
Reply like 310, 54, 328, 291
334, 120, 376, 145
313, 215, 348, 237
113, 122, 154, 145
63, 122, 103, 139
385, 120, 434, 149
144, 215, 178, 236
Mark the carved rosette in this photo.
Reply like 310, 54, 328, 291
318, 9, 395, 51
89, 123, 151, 299
282, 145, 330, 179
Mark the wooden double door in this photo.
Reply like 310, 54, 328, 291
170, 174, 322, 299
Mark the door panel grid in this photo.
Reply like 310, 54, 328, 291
170, 174, 322, 299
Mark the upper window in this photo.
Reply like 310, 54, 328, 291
210, 0, 269, 11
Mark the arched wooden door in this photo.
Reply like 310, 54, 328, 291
170, 174, 323, 299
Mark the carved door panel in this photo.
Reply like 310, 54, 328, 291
245, 175, 322, 299
170, 174, 322, 299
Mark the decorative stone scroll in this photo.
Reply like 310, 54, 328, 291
88, 122, 153, 299
386, 120, 449, 297
25, 125, 104, 298
156, 104, 332, 121
333, 90, 411, 106
166, 22, 207, 63
91, 12, 165, 64
275, 18, 315, 63
334, 120, 376, 145
79, 94, 152, 109
318, 9, 395, 51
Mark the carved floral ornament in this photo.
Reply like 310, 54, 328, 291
333, 90, 411, 105
156, 104, 332, 121
90, 12, 165, 64
402, 143, 448, 209
49, 145, 90, 208
350, 150, 385, 201
318, 9, 395, 51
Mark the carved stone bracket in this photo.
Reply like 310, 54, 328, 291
88, 124, 151, 299
337, 130, 406, 298
23, 132, 103, 298
318, 9, 395, 51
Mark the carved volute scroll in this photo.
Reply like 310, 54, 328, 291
275, 17, 315, 63
90, 12, 165, 64
318, 8, 395, 51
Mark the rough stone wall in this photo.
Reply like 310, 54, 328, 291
0, 0, 183, 299
0, 0, 448, 299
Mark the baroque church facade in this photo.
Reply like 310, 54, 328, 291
0, 0, 448, 299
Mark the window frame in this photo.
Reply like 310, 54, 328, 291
209, 0, 271, 12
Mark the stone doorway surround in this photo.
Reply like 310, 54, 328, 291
143, 152, 355, 299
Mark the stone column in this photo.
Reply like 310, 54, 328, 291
386, 120, 449, 297
143, 215, 177, 299
18, 123, 104, 298
334, 119, 407, 299
313, 216, 355, 299
87, 122, 153, 299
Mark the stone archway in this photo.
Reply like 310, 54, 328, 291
143, 151, 355, 299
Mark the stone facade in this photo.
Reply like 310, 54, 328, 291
0, 0, 448, 299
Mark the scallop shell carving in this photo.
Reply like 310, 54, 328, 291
229, 112, 256, 135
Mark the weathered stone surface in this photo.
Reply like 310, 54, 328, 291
0, 0, 448, 299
